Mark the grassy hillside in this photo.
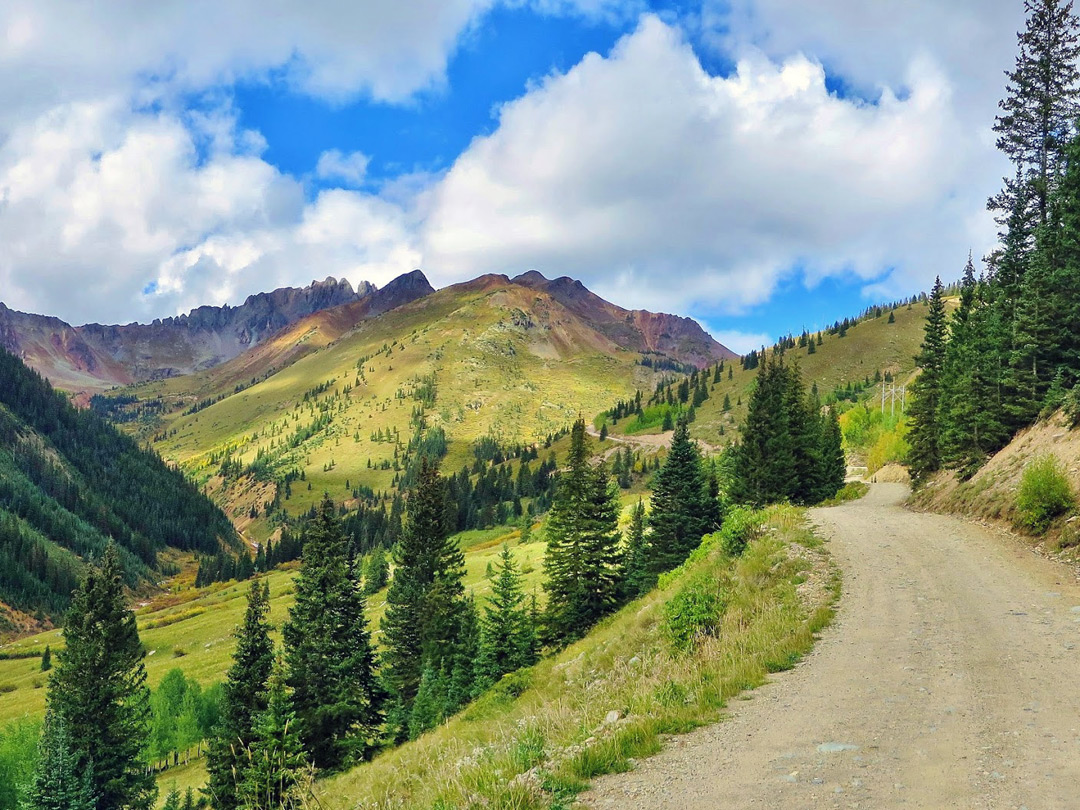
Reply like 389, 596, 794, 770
317, 503, 834, 809
599, 299, 931, 454
104, 277, 666, 539
0, 349, 236, 632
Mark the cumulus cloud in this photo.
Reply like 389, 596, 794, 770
0, 101, 419, 324
421, 15, 997, 314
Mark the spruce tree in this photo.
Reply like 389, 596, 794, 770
283, 496, 382, 771
162, 788, 182, 810
49, 542, 155, 810
206, 579, 274, 810
993, 0, 1080, 225
542, 419, 623, 644
477, 546, 538, 688
733, 354, 797, 506
382, 460, 471, 741
907, 277, 949, 485
646, 418, 720, 574
23, 704, 96, 810
818, 408, 846, 500
621, 499, 652, 598
238, 659, 308, 810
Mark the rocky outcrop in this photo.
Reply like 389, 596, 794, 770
510, 271, 734, 368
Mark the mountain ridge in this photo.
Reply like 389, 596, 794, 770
0, 273, 434, 392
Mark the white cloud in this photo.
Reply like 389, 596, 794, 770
0, 100, 419, 324
421, 15, 997, 313
315, 150, 371, 187
704, 328, 772, 356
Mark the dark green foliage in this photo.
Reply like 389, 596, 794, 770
477, 545, 538, 688
48, 543, 155, 810
621, 500, 652, 599
0, 349, 236, 616
732, 354, 843, 507
163, 788, 182, 810
992, 0, 1080, 225
381, 461, 472, 742
23, 706, 94, 810
542, 420, 623, 645
906, 278, 949, 484
238, 660, 308, 810
717, 506, 763, 557
645, 419, 720, 575
206, 579, 274, 810
362, 546, 390, 595
283, 497, 382, 770
663, 570, 728, 653
39, 646, 50, 672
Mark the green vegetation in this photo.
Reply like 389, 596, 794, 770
39, 544, 156, 810
316, 503, 834, 809
731, 353, 845, 507
1016, 455, 1075, 533
0, 348, 235, 619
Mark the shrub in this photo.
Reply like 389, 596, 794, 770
718, 507, 764, 557
664, 571, 728, 652
1016, 454, 1075, 534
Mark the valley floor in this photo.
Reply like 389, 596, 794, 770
584, 483, 1080, 808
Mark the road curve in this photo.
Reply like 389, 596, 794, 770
583, 483, 1080, 809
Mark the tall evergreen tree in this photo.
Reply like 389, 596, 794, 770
238, 659, 308, 810
732, 354, 797, 506
23, 704, 95, 810
992, 0, 1080, 225
907, 278, 949, 485
818, 408, 846, 500
646, 419, 720, 574
621, 499, 652, 598
49, 543, 155, 810
381, 460, 471, 741
283, 496, 382, 771
542, 419, 623, 644
206, 579, 274, 810
477, 545, 538, 687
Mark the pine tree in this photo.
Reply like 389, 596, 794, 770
238, 659, 308, 810
542, 419, 623, 644
621, 499, 652, 598
646, 418, 720, 574
49, 543, 155, 810
907, 278, 949, 485
23, 704, 96, 810
39, 646, 50, 672
477, 545, 537, 688
381, 460, 470, 741
992, 0, 1080, 225
362, 546, 390, 595
818, 408, 846, 500
162, 788, 182, 810
283, 496, 382, 770
206, 579, 274, 810
733, 354, 797, 506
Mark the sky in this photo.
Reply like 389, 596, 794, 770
0, 0, 1024, 353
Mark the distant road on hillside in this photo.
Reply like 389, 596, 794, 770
585, 483, 1080, 808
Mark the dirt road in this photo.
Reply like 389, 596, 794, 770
584, 483, 1080, 809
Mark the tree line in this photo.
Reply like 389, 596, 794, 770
908, 0, 1080, 483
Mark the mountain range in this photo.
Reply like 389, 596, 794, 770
0, 270, 731, 394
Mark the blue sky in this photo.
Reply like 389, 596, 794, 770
0, 1, 1020, 352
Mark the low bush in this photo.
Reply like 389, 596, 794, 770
718, 506, 764, 557
664, 570, 728, 653
1016, 454, 1075, 533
